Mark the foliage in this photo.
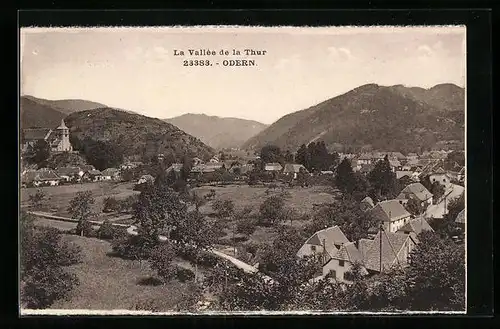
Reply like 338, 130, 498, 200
67, 191, 95, 237
296, 142, 339, 172
236, 217, 257, 235
430, 181, 446, 203
25, 140, 50, 168
335, 158, 369, 200
431, 192, 464, 239
118, 195, 138, 213
405, 198, 424, 216
204, 189, 216, 201
20, 212, 81, 309
367, 155, 400, 200
97, 220, 116, 240
79, 137, 124, 171
212, 199, 235, 219
149, 242, 177, 282
306, 198, 378, 242
260, 145, 283, 166
102, 196, 120, 213
259, 196, 285, 226
29, 189, 47, 210
444, 150, 465, 171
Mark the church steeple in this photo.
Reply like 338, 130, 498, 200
57, 119, 68, 130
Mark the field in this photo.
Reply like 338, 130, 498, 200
50, 234, 205, 311
21, 182, 139, 218
194, 184, 337, 216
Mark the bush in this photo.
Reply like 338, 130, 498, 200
212, 199, 235, 218
97, 220, 116, 240
176, 266, 195, 282
103, 197, 120, 213
236, 218, 257, 235
76, 220, 93, 237
259, 196, 285, 226
149, 243, 177, 282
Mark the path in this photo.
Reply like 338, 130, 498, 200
424, 184, 465, 219
27, 211, 273, 283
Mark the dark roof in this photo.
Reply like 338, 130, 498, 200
56, 167, 81, 176
22, 128, 52, 141
370, 200, 411, 223
397, 217, 434, 235
88, 169, 102, 175
22, 169, 60, 183
362, 231, 416, 272
455, 209, 465, 224
332, 242, 364, 263
397, 183, 433, 202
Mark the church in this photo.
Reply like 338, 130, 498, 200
21, 119, 73, 153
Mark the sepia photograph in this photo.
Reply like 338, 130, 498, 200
19, 25, 466, 315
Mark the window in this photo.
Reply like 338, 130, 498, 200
443, 178, 446, 182
311, 245, 316, 252
339, 260, 345, 267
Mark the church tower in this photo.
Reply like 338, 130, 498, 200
56, 119, 73, 152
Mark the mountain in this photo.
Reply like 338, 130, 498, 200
20, 96, 66, 129
242, 83, 465, 153
164, 113, 268, 149
65, 108, 214, 162
22, 95, 107, 115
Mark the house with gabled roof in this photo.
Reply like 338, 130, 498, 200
283, 163, 308, 179
264, 162, 283, 172
397, 217, 434, 235
21, 169, 61, 187
56, 167, 83, 182
429, 168, 453, 188
322, 241, 369, 282
370, 200, 412, 233
396, 182, 433, 207
297, 226, 350, 263
360, 196, 375, 212
101, 168, 121, 181
360, 230, 418, 273
455, 208, 465, 226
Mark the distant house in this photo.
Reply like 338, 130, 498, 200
101, 168, 121, 181
21, 169, 61, 187
167, 163, 184, 173
359, 164, 375, 175
357, 153, 374, 166
80, 164, 96, 172
55, 167, 83, 182
429, 168, 452, 187
137, 174, 154, 185
192, 157, 204, 166
360, 196, 375, 212
322, 241, 368, 283
84, 169, 105, 182
396, 182, 433, 207
359, 230, 418, 274
120, 162, 143, 170
21, 119, 73, 153
283, 163, 308, 179
388, 159, 402, 172
264, 163, 283, 172
369, 200, 412, 233
320, 170, 334, 175
397, 217, 434, 235
209, 156, 220, 163
350, 158, 361, 172
396, 171, 413, 180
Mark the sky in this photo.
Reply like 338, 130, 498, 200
20, 26, 466, 125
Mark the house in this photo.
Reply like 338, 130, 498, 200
455, 209, 465, 228
388, 159, 402, 172
21, 169, 61, 187
137, 174, 154, 185
297, 226, 350, 261
209, 155, 220, 163
357, 153, 374, 166
369, 200, 412, 233
84, 169, 105, 182
282, 163, 308, 179
359, 164, 375, 175
360, 229, 418, 274
360, 196, 375, 212
264, 163, 283, 172
101, 168, 121, 181
320, 170, 334, 175
191, 163, 224, 174
396, 182, 433, 207
322, 241, 368, 283
21, 119, 73, 153
80, 164, 96, 172
350, 158, 361, 172
396, 171, 413, 180
397, 217, 434, 235
386, 152, 406, 161
428, 168, 452, 188
458, 167, 465, 182
120, 161, 143, 170
55, 167, 83, 182
166, 163, 184, 174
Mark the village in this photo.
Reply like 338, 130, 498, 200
20, 119, 466, 311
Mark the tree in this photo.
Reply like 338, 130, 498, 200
406, 231, 465, 311
284, 150, 294, 163
281, 207, 300, 226
170, 210, 217, 283
295, 144, 308, 169
335, 158, 356, 193
444, 151, 465, 171
29, 189, 47, 210
212, 199, 235, 219
67, 191, 95, 237
260, 145, 282, 165
430, 181, 445, 203
25, 140, 50, 168
97, 220, 116, 240
405, 198, 424, 216
259, 196, 285, 226
368, 155, 399, 199
81, 137, 124, 171
236, 218, 257, 235
20, 212, 81, 309
103, 196, 120, 213
149, 242, 177, 282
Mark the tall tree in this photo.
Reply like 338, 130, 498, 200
295, 144, 308, 168
25, 140, 50, 168
367, 155, 399, 199
260, 145, 282, 165
67, 191, 95, 237
335, 158, 356, 193
81, 137, 124, 171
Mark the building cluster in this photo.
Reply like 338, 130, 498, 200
21, 165, 122, 187
21, 119, 73, 153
